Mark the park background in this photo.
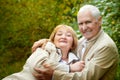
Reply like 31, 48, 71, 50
0, 0, 120, 79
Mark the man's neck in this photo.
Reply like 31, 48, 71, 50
87, 30, 102, 42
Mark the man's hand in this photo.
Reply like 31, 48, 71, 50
70, 61, 85, 72
33, 64, 54, 80
32, 39, 49, 52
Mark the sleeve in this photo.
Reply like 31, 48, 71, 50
55, 63, 70, 72
52, 46, 118, 80
25, 48, 49, 71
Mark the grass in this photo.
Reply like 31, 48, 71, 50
0, 59, 25, 79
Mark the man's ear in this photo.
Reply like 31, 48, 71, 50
98, 16, 102, 26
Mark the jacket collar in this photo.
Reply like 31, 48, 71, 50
86, 30, 103, 42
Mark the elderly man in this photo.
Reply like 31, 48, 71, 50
32, 5, 119, 80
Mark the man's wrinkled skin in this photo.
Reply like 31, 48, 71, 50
33, 64, 53, 80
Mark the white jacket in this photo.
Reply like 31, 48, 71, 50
2, 42, 78, 80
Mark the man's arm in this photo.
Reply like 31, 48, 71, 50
33, 64, 53, 80
32, 61, 85, 80
53, 46, 118, 80
32, 39, 49, 52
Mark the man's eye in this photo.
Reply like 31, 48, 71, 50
78, 23, 83, 26
86, 21, 92, 24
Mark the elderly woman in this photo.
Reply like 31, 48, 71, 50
2, 24, 85, 80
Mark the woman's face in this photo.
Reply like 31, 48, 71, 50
54, 28, 73, 51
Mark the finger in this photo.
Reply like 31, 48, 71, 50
31, 43, 38, 52
81, 64, 85, 69
43, 63, 51, 68
43, 64, 54, 72
80, 61, 85, 64
34, 67, 45, 74
32, 72, 45, 80
31, 41, 41, 52
31, 44, 35, 52
33, 68, 47, 80
31, 47, 36, 52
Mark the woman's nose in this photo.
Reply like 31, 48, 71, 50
61, 34, 66, 38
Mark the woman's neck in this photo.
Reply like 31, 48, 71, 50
61, 49, 69, 62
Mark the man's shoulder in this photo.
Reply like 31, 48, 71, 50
97, 31, 116, 45
94, 31, 118, 52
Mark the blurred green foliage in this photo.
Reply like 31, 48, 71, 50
0, 0, 119, 79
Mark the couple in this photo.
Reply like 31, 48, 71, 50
32, 4, 119, 80
3, 4, 119, 80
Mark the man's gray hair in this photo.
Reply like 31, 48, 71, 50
78, 5, 101, 20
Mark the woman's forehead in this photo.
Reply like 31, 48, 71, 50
57, 28, 72, 33
58, 27, 71, 31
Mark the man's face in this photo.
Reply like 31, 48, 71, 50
77, 11, 101, 40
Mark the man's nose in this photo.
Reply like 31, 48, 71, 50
82, 24, 87, 31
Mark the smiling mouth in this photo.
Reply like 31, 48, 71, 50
84, 31, 91, 35
60, 41, 67, 43
59, 41, 67, 43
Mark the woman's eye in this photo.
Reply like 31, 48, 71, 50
66, 34, 72, 37
56, 33, 62, 36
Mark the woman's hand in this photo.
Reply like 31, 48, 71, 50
70, 61, 85, 72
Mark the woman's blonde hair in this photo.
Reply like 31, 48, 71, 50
49, 24, 78, 51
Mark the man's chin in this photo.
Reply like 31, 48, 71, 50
84, 36, 92, 40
